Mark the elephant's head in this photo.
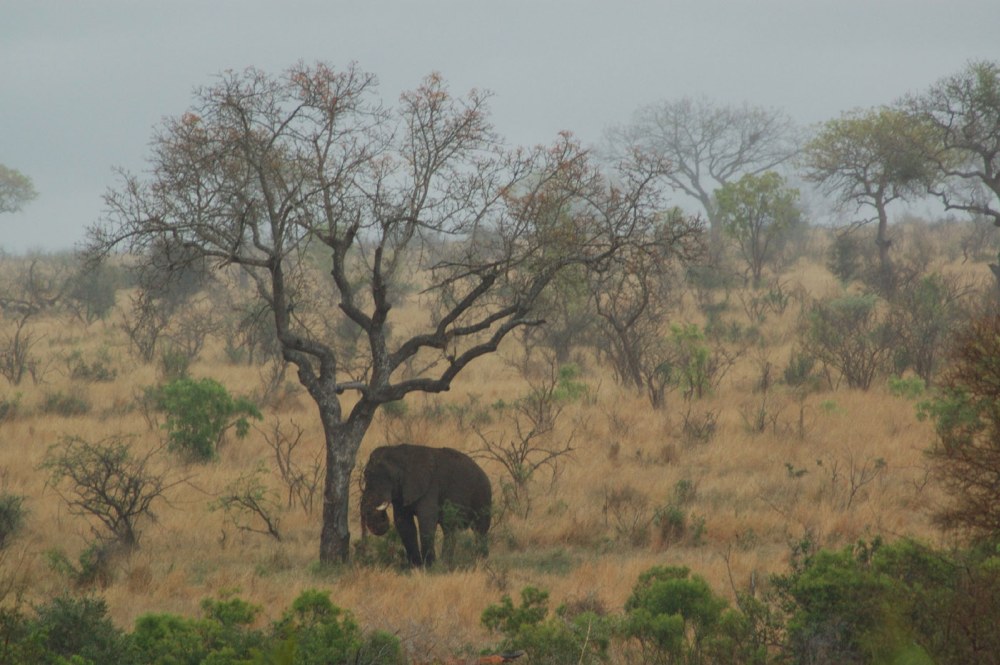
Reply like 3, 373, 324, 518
360, 446, 433, 536
360, 449, 400, 536
360, 468, 392, 536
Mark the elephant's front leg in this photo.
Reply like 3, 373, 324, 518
393, 510, 422, 566
416, 505, 439, 566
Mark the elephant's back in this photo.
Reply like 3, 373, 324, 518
437, 448, 491, 500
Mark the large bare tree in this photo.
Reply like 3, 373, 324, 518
904, 60, 1000, 226
606, 97, 799, 233
88, 62, 693, 563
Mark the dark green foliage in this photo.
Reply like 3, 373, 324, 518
918, 311, 1000, 539
266, 589, 402, 665
45, 542, 116, 589
771, 538, 1000, 665
66, 259, 120, 324
622, 566, 743, 663
130, 593, 264, 665
353, 527, 407, 568
782, 349, 821, 390
482, 586, 610, 664
889, 273, 969, 385
40, 389, 91, 416
65, 349, 118, 383
827, 232, 865, 283
30, 595, 129, 664
153, 377, 261, 462
0, 547, 998, 663
0, 492, 25, 549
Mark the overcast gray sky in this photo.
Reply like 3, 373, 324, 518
2, 0, 998, 253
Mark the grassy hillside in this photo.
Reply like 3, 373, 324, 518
0, 219, 991, 660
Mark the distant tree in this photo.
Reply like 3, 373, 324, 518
587, 208, 703, 408
88, 63, 693, 563
606, 97, 799, 234
715, 171, 802, 287
905, 60, 1000, 226
0, 165, 37, 214
802, 294, 896, 390
802, 108, 936, 293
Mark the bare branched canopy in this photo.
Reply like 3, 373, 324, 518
89, 62, 699, 562
606, 97, 799, 230
905, 60, 1000, 226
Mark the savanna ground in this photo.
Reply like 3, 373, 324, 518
0, 219, 988, 661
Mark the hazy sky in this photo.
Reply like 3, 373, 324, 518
3, 1, 999, 253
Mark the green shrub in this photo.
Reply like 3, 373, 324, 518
802, 294, 896, 390
0, 392, 20, 421
65, 349, 118, 383
131, 592, 265, 664
771, 539, 939, 664
266, 589, 374, 665
153, 377, 261, 462
40, 390, 91, 416
30, 594, 128, 664
158, 346, 191, 381
0, 492, 26, 549
623, 566, 726, 653
45, 542, 116, 589
621, 564, 767, 663
482, 586, 610, 664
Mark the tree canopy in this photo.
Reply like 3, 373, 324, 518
89, 62, 700, 562
606, 97, 799, 232
905, 59, 1000, 226
716, 171, 801, 287
0, 164, 38, 214
801, 107, 935, 289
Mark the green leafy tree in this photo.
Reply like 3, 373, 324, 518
0, 165, 37, 214
90, 62, 693, 563
154, 377, 261, 462
802, 107, 936, 292
716, 171, 801, 287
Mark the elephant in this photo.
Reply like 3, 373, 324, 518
360, 444, 492, 567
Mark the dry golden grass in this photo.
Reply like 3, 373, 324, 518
0, 236, 979, 660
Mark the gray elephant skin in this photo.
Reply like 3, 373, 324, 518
360, 444, 492, 567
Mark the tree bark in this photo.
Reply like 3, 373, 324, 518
318, 409, 375, 563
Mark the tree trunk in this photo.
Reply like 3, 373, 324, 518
318, 409, 375, 564
875, 201, 893, 293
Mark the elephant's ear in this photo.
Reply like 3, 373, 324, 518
400, 451, 433, 506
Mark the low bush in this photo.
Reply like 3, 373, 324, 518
152, 377, 261, 462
